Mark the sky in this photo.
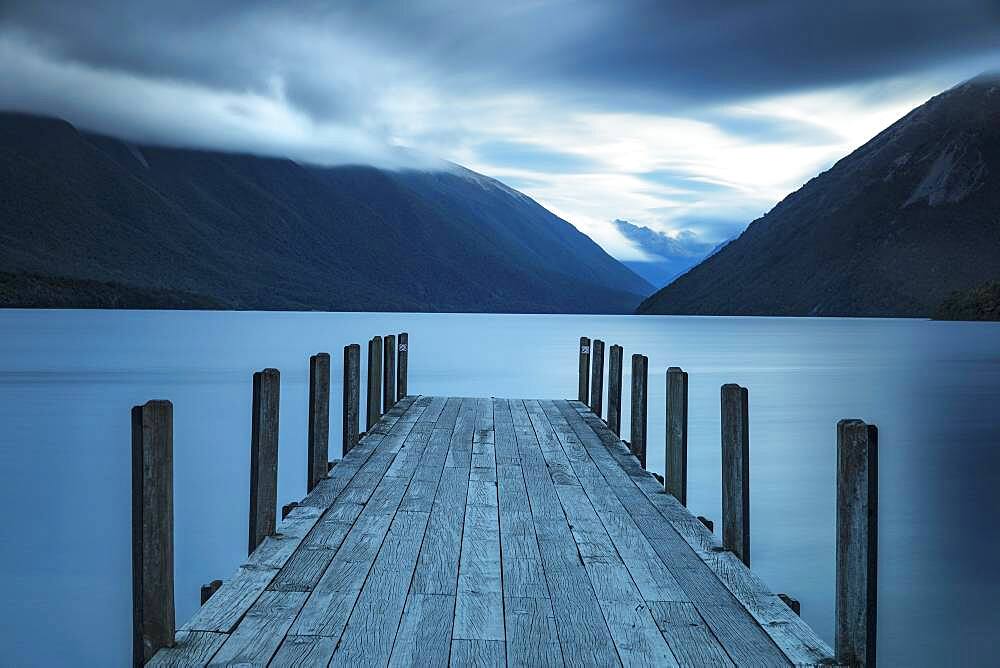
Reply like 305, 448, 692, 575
1, 1, 998, 261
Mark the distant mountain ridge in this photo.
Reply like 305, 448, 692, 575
0, 112, 651, 313
612, 219, 718, 287
638, 73, 1000, 317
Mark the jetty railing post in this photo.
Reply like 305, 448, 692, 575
836, 420, 879, 667
578, 337, 591, 403
607, 344, 623, 436
629, 354, 648, 467
249, 368, 280, 555
590, 339, 605, 416
367, 336, 382, 429
131, 400, 175, 667
721, 383, 750, 566
397, 332, 408, 400
307, 353, 330, 492
343, 343, 360, 455
383, 334, 396, 410
665, 366, 689, 505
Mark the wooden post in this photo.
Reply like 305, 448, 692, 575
578, 337, 591, 403
629, 354, 648, 467
367, 336, 382, 430
200, 580, 222, 606
397, 332, 408, 400
383, 334, 396, 410
607, 345, 623, 436
590, 339, 605, 417
343, 343, 360, 455
721, 384, 750, 566
307, 353, 330, 492
836, 420, 878, 667
665, 366, 688, 505
249, 368, 280, 555
131, 400, 175, 667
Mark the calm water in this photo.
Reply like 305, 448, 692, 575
1, 310, 998, 665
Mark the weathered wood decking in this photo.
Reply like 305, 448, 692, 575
151, 395, 835, 667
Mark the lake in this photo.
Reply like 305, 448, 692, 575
1, 310, 998, 665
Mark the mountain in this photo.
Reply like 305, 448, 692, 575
638, 73, 1000, 317
0, 113, 651, 313
933, 281, 1000, 321
612, 219, 718, 287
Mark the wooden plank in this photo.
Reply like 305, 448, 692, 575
450, 639, 506, 667
308, 352, 331, 491
505, 596, 564, 668
131, 400, 174, 667
209, 590, 307, 665
411, 399, 476, 594
454, 506, 503, 641
342, 343, 361, 455
270, 635, 338, 667
389, 593, 456, 667
721, 384, 750, 566
836, 419, 878, 666
563, 400, 833, 665
647, 601, 735, 667
250, 368, 280, 554
181, 564, 278, 633
146, 631, 225, 667
607, 344, 623, 436
590, 338, 605, 416
331, 510, 431, 667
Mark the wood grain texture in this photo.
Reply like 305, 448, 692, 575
836, 419, 878, 667
367, 336, 382, 429
629, 354, 648, 467
342, 343, 361, 456
590, 338, 605, 417
396, 332, 408, 400
383, 333, 397, 411
250, 368, 280, 554
209, 590, 307, 665
721, 384, 750, 566
308, 353, 331, 492
607, 344, 623, 436
665, 367, 688, 506
145, 631, 225, 667
578, 336, 591, 403
131, 400, 174, 667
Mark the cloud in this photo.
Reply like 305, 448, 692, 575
1, 1, 998, 258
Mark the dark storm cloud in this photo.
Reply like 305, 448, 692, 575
3, 0, 999, 123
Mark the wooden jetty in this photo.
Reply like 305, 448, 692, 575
135, 334, 877, 667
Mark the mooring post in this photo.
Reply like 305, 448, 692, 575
578, 337, 591, 403
383, 334, 396, 410
343, 343, 360, 455
249, 368, 280, 555
307, 353, 330, 492
397, 332, 408, 400
721, 383, 750, 566
200, 580, 222, 606
629, 354, 648, 467
590, 339, 605, 416
367, 336, 382, 430
131, 400, 175, 667
607, 344, 623, 436
836, 419, 878, 667
665, 366, 689, 505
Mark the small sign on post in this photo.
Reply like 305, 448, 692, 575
397, 332, 408, 400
